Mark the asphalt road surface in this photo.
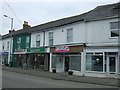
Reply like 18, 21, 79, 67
2, 71, 118, 88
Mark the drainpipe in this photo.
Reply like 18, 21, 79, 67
43, 30, 45, 47
42, 30, 46, 70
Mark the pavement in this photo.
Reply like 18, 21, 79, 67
2, 66, 120, 87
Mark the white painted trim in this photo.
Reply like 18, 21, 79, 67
86, 48, 118, 52
49, 53, 52, 72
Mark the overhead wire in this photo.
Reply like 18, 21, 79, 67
3, 0, 23, 24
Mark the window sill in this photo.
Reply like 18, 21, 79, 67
85, 71, 105, 74
109, 37, 119, 39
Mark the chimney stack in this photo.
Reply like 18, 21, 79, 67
23, 21, 30, 29
9, 29, 15, 33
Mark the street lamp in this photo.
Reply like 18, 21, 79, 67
4, 15, 13, 30
4, 15, 13, 67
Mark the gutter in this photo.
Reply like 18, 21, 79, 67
84, 16, 119, 22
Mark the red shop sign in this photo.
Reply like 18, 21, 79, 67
55, 46, 69, 52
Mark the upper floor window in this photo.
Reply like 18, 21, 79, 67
110, 22, 120, 37
17, 37, 21, 49
26, 36, 30, 48
49, 32, 53, 46
2, 42, 4, 50
7, 41, 9, 50
67, 28, 73, 43
36, 34, 40, 47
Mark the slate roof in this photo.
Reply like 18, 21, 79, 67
85, 3, 120, 21
1, 33, 11, 39
2, 2, 120, 39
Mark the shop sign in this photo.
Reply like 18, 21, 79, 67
14, 49, 26, 54
27, 48, 45, 53
55, 46, 69, 52
0, 52, 9, 55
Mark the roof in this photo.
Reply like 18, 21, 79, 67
2, 2, 120, 38
85, 3, 119, 21
1, 33, 12, 39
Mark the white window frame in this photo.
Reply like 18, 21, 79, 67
26, 36, 30, 48
36, 34, 40, 47
7, 41, 9, 50
2, 42, 4, 50
67, 28, 73, 43
110, 22, 119, 38
86, 52, 104, 73
49, 32, 54, 46
17, 37, 21, 49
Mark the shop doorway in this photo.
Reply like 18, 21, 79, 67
56, 55, 64, 72
107, 55, 117, 73
65, 56, 69, 72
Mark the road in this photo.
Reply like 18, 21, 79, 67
2, 71, 118, 88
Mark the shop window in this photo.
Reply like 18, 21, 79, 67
49, 32, 53, 46
26, 36, 30, 48
110, 22, 120, 37
17, 37, 21, 49
67, 28, 73, 43
36, 34, 40, 47
52, 54, 57, 68
69, 54, 81, 71
86, 53, 103, 72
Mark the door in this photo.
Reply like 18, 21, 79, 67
65, 56, 69, 72
108, 56, 116, 73
56, 56, 64, 72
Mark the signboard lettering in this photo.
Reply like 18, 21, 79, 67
55, 46, 69, 52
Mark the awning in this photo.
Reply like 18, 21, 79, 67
14, 49, 26, 54
0, 52, 9, 55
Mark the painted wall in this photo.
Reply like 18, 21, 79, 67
86, 18, 118, 46
12, 33, 31, 66
44, 22, 85, 46
13, 34, 31, 51
31, 32, 44, 47
31, 18, 119, 47
1, 37, 11, 64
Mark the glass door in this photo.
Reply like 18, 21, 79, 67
108, 56, 116, 73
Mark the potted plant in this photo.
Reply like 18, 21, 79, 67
68, 70, 73, 75
52, 69, 56, 73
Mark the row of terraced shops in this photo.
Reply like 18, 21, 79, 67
12, 44, 120, 78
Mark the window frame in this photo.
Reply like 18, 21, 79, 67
2, 42, 4, 50
17, 37, 21, 49
86, 52, 104, 72
49, 32, 54, 46
7, 41, 9, 50
110, 22, 120, 38
36, 34, 41, 47
26, 36, 30, 48
67, 28, 73, 43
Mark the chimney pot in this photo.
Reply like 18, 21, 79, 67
23, 21, 30, 29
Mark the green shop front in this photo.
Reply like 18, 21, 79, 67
26, 48, 50, 70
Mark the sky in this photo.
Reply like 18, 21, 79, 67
0, 0, 119, 35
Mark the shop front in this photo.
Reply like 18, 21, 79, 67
85, 47, 119, 78
50, 45, 84, 73
14, 49, 26, 67
0, 52, 9, 65
26, 48, 50, 70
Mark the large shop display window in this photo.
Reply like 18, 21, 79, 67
86, 53, 103, 72
52, 53, 81, 71
69, 54, 81, 71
